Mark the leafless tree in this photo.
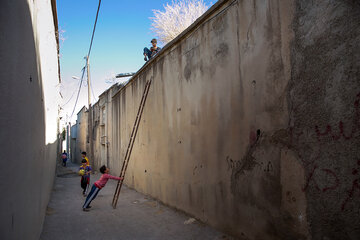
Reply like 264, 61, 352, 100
150, 0, 209, 44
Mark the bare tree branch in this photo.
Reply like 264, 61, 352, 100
150, 0, 209, 44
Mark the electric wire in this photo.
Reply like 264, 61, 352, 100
85, 0, 102, 103
87, 0, 102, 59
61, 78, 81, 108
70, 67, 86, 119
68, 0, 102, 120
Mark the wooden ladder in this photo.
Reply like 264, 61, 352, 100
112, 78, 152, 208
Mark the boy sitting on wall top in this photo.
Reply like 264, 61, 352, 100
143, 38, 161, 61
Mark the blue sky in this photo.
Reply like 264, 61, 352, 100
57, 0, 214, 122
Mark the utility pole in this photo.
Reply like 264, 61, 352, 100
86, 56, 94, 167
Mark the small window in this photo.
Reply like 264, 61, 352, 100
101, 107, 106, 125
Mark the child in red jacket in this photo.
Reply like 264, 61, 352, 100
82, 165, 123, 211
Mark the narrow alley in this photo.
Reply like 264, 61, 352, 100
2, 0, 360, 239
40, 162, 232, 240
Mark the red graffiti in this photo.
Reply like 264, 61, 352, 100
302, 165, 319, 192
321, 169, 340, 192
303, 160, 360, 211
315, 93, 360, 142
302, 165, 340, 193
290, 92, 360, 211
341, 179, 360, 211
341, 159, 360, 211
315, 121, 357, 141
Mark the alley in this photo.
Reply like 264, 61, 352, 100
40, 163, 232, 240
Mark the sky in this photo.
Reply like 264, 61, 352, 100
57, 0, 215, 124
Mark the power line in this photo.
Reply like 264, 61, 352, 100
61, 78, 82, 108
85, 0, 102, 105
70, 67, 86, 119
87, 0, 102, 59
65, 0, 102, 121
61, 89, 77, 108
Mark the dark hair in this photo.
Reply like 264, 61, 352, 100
82, 152, 86, 155
100, 165, 107, 174
81, 159, 87, 163
151, 38, 157, 43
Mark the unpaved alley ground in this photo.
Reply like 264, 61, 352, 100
40, 162, 233, 240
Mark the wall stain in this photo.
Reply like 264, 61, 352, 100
231, 132, 261, 181
215, 43, 229, 59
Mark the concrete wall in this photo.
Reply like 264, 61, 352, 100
74, 107, 88, 164
91, 84, 122, 171
78, 0, 359, 239
70, 124, 77, 161
0, 0, 60, 239
111, 0, 295, 238
92, 101, 101, 168
288, 1, 360, 239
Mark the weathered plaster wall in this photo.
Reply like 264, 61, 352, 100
93, 102, 101, 168
81, 0, 359, 239
70, 124, 77, 161
287, 1, 360, 239
0, 0, 60, 239
75, 107, 88, 164
91, 84, 121, 171
110, 0, 299, 238
93, 93, 107, 169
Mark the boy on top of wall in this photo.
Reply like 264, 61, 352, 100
143, 38, 161, 61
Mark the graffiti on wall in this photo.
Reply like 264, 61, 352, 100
292, 92, 360, 211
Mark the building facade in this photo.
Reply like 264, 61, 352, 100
0, 0, 61, 239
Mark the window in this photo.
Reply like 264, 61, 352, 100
101, 107, 106, 125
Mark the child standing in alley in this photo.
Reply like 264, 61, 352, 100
61, 150, 68, 167
82, 165, 123, 211
79, 159, 92, 196
81, 151, 90, 166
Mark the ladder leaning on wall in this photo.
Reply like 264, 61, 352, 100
112, 78, 152, 209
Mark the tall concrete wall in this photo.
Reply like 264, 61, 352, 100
88, 83, 122, 171
78, 0, 359, 239
74, 107, 88, 164
70, 124, 77, 161
111, 0, 296, 238
0, 0, 60, 239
